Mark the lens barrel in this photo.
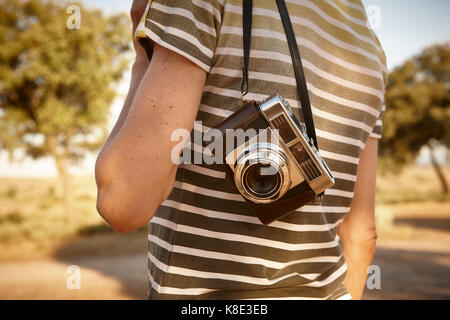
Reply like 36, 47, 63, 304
234, 143, 290, 204
243, 163, 282, 198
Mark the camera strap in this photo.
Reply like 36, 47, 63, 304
240, 0, 319, 149
240, 0, 252, 98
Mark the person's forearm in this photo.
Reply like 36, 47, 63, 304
339, 138, 378, 299
341, 233, 377, 300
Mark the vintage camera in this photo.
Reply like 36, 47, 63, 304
208, 94, 335, 225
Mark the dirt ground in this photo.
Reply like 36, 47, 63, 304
0, 202, 449, 300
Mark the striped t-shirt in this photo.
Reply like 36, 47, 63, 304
137, 0, 387, 300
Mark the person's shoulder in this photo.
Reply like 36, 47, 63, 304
135, 0, 227, 73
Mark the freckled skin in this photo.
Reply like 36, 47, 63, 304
95, 44, 206, 233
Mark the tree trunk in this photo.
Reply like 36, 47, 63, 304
428, 142, 449, 194
54, 154, 73, 221
47, 136, 75, 222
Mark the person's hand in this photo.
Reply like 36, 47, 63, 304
130, 0, 149, 62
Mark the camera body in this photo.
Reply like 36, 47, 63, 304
209, 94, 335, 225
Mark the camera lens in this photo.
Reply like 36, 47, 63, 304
233, 143, 290, 204
244, 163, 282, 197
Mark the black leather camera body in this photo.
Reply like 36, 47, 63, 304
207, 94, 334, 225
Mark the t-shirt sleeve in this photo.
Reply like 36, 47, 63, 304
369, 68, 388, 140
369, 103, 385, 140
139, 0, 224, 73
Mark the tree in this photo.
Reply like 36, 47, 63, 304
0, 0, 131, 217
381, 42, 450, 194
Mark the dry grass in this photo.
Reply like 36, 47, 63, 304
376, 165, 450, 204
0, 165, 448, 259
0, 176, 103, 243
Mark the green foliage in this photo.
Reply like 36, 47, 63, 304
381, 43, 450, 167
0, 0, 131, 164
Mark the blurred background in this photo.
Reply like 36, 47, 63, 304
0, 0, 449, 299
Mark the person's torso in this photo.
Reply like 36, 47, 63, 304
148, 0, 386, 300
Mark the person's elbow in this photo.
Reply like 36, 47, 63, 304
96, 199, 149, 234
94, 151, 165, 233
348, 224, 378, 256
339, 215, 378, 256
96, 186, 156, 233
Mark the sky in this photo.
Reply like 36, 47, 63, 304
363, 0, 450, 69
0, 0, 449, 177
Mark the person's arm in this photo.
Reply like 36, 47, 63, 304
100, 0, 150, 152
95, 44, 206, 233
338, 137, 379, 300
